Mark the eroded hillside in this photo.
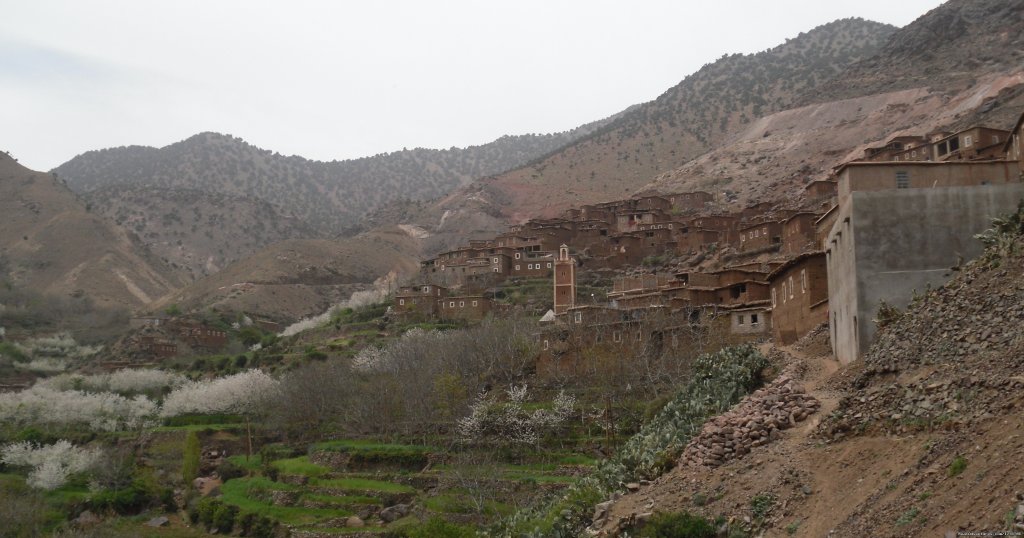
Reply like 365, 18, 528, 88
0, 153, 187, 311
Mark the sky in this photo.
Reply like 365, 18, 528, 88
1, 0, 946, 171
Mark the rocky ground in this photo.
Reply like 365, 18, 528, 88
590, 240, 1024, 537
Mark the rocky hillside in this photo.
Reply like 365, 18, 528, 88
53, 118, 617, 234
150, 227, 423, 322
84, 186, 319, 280
801, 0, 1024, 104
429, 18, 895, 228
0, 152, 187, 311
644, 0, 1024, 207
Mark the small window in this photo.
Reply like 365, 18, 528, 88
493, 257, 499, 264
788, 277, 794, 299
472, 300, 478, 307
771, 288, 777, 307
613, 331, 622, 342
993, 135, 1000, 144
547, 262, 552, 268
801, 269, 807, 293
459, 301, 465, 307
449, 301, 455, 307
399, 299, 405, 305
896, 171, 909, 189
574, 311, 582, 324
543, 339, 549, 350
737, 314, 745, 325
964, 135, 972, 147
751, 314, 759, 325
515, 252, 521, 259
515, 265, 520, 270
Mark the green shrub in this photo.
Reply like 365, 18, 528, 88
218, 459, 246, 481
750, 493, 775, 520
195, 497, 237, 533
948, 455, 968, 477
635, 511, 717, 538
401, 516, 476, 538
182, 431, 201, 486
89, 479, 153, 514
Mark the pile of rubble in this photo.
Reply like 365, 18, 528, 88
679, 373, 820, 468
821, 246, 1024, 438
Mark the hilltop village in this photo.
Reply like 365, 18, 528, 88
395, 112, 1024, 369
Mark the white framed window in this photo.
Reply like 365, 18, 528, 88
788, 277, 794, 299
422, 286, 429, 293
515, 265, 520, 270
493, 257, 499, 264
613, 331, 622, 342
801, 269, 807, 293
546, 262, 552, 268
993, 135, 1000, 144
543, 339, 549, 350
459, 301, 465, 307
515, 252, 521, 259
449, 301, 455, 307
472, 300, 478, 307
964, 135, 973, 147
574, 311, 582, 324
399, 299, 405, 305
771, 288, 777, 307
493, 268, 499, 273
751, 314, 759, 326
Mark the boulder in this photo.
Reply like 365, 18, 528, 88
380, 503, 410, 523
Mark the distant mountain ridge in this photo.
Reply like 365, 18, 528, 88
428, 17, 897, 228
53, 117, 621, 234
643, 0, 1024, 205
799, 0, 1024, 104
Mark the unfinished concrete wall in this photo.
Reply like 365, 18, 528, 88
827, 182, 1024, 363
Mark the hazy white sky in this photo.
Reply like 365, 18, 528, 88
1, 0, 945, 171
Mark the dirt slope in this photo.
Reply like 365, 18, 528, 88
151, 227, 423, 322
0, 152, 187, 311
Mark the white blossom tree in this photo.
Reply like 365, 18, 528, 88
457, 385, 575, 447
2, 440, 103, 490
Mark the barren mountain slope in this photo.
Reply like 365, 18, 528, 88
643, 71, 1024, 206
430, 18, 895, 228
643, 0, 1024, 204
801, 0, 1024, 105
53, 117, 618, 235
0, 152, 187, 311
150, 227, 422, 322
84, 186, 319, 280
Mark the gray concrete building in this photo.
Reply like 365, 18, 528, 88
825, 163, 1024, 363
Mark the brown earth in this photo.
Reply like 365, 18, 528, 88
151, 227, 423, 322
0, 152, 187, 311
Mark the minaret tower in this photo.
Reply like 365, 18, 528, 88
553, 244, 577, 315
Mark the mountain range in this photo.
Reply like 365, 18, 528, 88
9, 0, 1024, 322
